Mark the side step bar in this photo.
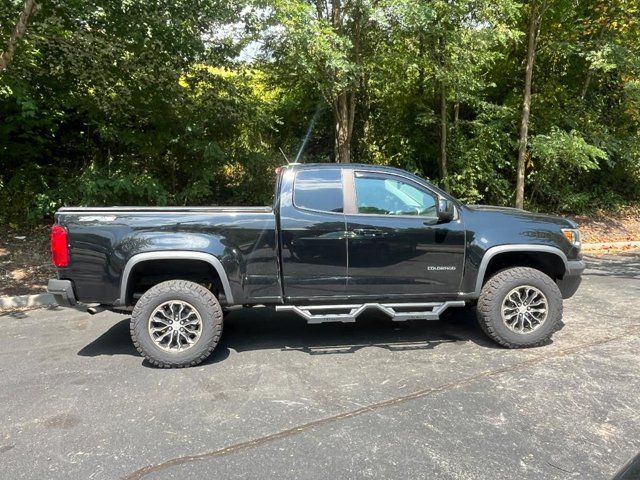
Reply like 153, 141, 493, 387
276, 301, 466, 324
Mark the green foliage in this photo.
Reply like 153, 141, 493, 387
528, 129, 608, 210
447, 103, 518, 206
0, 0, 280, 226
531, 129, 607, 171
1, 0, 639, 227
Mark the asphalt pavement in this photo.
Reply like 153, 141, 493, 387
1, 254, 639, 480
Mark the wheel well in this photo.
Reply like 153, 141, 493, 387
125, 259, 225, 305
483, 251, 566, 286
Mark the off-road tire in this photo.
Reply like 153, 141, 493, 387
130, 280, 223, 368
477, 267, 563, 348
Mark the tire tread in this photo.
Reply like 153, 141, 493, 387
477, 267, 563, 348
130, 280, 223, 368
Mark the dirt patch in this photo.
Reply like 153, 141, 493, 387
0, 227, 55, 297
570, 206, 640, 243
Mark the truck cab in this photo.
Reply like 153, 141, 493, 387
278, 164, 464, 301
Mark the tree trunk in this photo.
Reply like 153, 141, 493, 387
0, 0, 38, 73
580, 24, 608, 100
439, 80, 448, 190
330, 0, 360, 164
515, 5, 541, 209
438, 36, 448, 190
331, 0, 341, 26
580, 70, 593, 100
334, 92, 354, 163
314, 0, 325, 20
453, 93, 460, 127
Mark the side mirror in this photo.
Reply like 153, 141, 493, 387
437, 198, 455, 223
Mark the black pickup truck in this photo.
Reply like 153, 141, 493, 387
48, 163, 584, 367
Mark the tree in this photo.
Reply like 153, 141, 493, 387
0, 0, 272, 224
1, 0, 640, 227
578, 0, 639, 100
363, 0, 518, 189
260, 0, 376, 163
0, 0, 38, 73
515, 1, 543, 209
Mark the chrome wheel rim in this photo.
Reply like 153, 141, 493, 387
148, 300, 202, 352
501, 285, 548, 334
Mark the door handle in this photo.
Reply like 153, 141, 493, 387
352, 228, 383, 237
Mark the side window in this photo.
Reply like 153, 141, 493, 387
294, 169, 344, 213
354, 174, 437, 217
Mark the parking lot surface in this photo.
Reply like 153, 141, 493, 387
1, 254, 639, 479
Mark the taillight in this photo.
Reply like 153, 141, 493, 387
51, 225, 69, 267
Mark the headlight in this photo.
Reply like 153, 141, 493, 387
561, 228, 581, 248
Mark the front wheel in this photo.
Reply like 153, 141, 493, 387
476, 267, 563, 348
130, 280, 223, 368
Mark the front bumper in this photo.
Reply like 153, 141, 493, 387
47, 279, 77, 307
557, 259, 586, 299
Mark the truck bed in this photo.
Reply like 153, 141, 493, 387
54, 206, 280, 306
57, 206, 273, 213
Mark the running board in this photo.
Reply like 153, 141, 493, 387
276, 301, 466, 324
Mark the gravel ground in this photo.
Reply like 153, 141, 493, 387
0, 227, 55, 297
571, 207, 640, 243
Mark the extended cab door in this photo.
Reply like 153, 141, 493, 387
278, 166, 348, 300
343, 169, 465, 299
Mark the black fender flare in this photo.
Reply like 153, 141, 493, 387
118, 251, 234, 305
471, 244, 569, 297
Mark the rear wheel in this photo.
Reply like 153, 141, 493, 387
130, 280, 223, 368
477, 267, 563, 348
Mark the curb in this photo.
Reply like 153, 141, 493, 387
0, 293, 56, 310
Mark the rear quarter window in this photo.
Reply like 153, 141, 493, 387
293, 169, 343, 213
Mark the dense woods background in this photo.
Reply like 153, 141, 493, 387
1, 0, 638, 227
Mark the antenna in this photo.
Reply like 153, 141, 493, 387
278, 147, 292, 165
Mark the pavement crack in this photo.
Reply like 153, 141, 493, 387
546, 461, 574, 474
121, 325, 640, 480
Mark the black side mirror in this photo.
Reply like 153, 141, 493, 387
437, 198, 455, 223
